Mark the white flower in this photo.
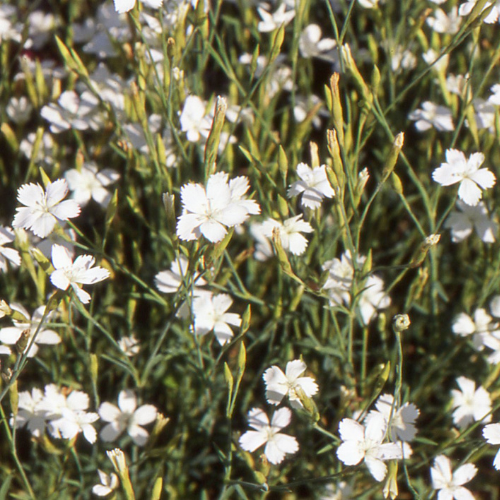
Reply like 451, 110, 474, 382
47, 388, 99, 443
358, 0, 382, 8
322, 252, 356, 306
322, 251, 390, 324
40, 90, 99, 133
483, 423, 500, 469
365, 394, 419, 442
452, 308, 499, 349
239, 407, 299, 464
12, 179, 81, 238
261, 215, 314, 256
0, 226, 20, 271
92, 470, 119, 497
0, 304, 60, 358
488, 83, 500, 105
179, 95, 212, 143
99, 389, 157, 446
427, 7, 461, 33
422, 49, 449, 72
155, 255, 211, 318
113, 0, 163, 14
445, 201, 497, 243
51, 408, 99, 443
250, 222, 274, 261
470, 98, 496, 132
408, 101, 454, 132
177, 172, 260, 243
64, 163, 120, 208
358, 275, 391, 325
11, 388, 48, 437
192, 294, 241, 345
459, 1, 500, 24
320, 482, 353, 500
299, 24, 337, 59
432, 149, 496, 206
6, 96, 33, 124
118, 335, 140, 356
430, 455, 477, 500
155, 255, 207, 294
446, 74, 469, 96
336, 415, 403, 482
263, 359, 319, 408
288, 163, 335, 209
50, 244, 110, 304
451, 377, 492, 429
257, 4, 295, 32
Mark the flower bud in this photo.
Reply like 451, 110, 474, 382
393, 314, 410, 333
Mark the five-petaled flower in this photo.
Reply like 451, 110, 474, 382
451, 377, 492, 429
430, 455, 477, 500
50, 244, 110, 304
99, 389, 157, 446
263, 359, 318, 408
432, 149, 496, 206
239, 407, 299, 464
177, 172, 260, 243
12, 179, 81, 238
192, 293, 241, 345
336, 414, 402, 482
288, 163, 335, 209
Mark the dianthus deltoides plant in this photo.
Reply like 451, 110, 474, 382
5, 0, 500, 498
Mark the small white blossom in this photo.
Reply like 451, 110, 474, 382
488, 83, 500, 105
263, 359, 318, 408
180, 95, 212, 143
445, 200, 497, 243
177, 172, 260, 243
257, 4, 295, 32
322, 251, 391, 324
452, 308, 499, 349
64, 163, 120, 208
6, 96, 33, 124
261, 215, 314, 256
408, 101, 454, 132
0, 226, 20, 272
99, 390, 157, 446
12, 179, 81, 238
446, 74, 469, 96
92, 470, 119, 497
118, 335, 140, 356
459, 1, 500, 24
299, 24, 337, 59
40, 90, 99, 133
155, 255, 211, 318
483, 423, 500, 469
288, 163, 335, 209
365, 394, 419, 442
451, 377, 492, 429
337, 415, 402, 482
192, 294, 241, 345
47, 387, 99, 444
432, 149, 496, 206
11, 388, 48, 437
239, 407, 299, 464
430, 455, 477, 500
113, 0, 163, 14
0, 304, 60, 358
427, 7, 461, 33
50, 244, 110, 304
422, 49, 449, 72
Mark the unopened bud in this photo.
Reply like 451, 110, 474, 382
393, 314, 410, 333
